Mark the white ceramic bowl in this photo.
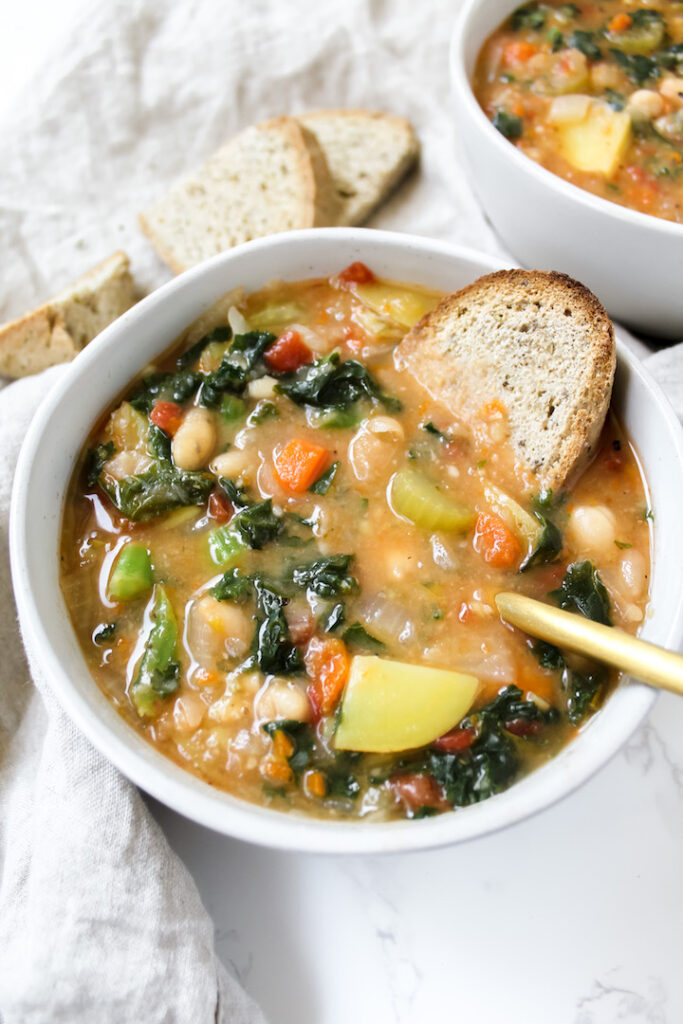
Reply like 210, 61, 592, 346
10, 228, 683, 854
450, 0, 683, 339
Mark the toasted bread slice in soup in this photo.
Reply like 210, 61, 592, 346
0, 251, 135, 379
139, 116, 341, 273
297, 110, 419, 226
395, 270, 616, 493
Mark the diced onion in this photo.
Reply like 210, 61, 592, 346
228, 306, 251, 336
355, 593, 415, 645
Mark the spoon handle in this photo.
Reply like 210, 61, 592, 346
495, 592, 683, 697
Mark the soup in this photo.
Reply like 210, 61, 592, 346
473, 1, 683, 222
60, 263, 651, 821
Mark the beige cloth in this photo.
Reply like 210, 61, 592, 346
0, 0, 681, 1021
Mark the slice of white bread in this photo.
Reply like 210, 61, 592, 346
395, 270, 616, 493
297, 110, 419, 225
0, 251, 136, 379
139, 116, 341, 273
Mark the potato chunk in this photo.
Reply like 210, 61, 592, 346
556, 101, 631, 176
334, 655, 478, 753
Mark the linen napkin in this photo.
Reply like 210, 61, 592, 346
0, 0, 681, 1020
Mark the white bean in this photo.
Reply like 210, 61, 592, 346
210, 448, 252, 482
660, 77, 683, 105
365, 415, 405, 440
196, 596, 251, 658
627, 89, 664, 120
255, 678, 311, 723
247, 375, 277, 400
568, 505, 616, 556
620, 549, 648, 599
172, 407, 216, 470
173, 692, 206, 732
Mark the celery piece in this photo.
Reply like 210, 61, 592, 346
129, 585, 180, 717
354, 282, 440, 329
307, 406, 362, 430
248, 301, 305, 331
107, 542, 153, 601
208, 523, 248, 566
390, 468, 474, 532
220, 395, 246, 422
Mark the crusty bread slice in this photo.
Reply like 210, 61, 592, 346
297, 110, 419, 225
0, 251, 135, 379
395, 270, 616, 493
139, 117, 340, 273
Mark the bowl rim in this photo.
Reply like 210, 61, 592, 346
10, 226, 683, 854
449, 0, 683, 239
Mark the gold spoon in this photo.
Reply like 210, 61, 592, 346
495, 592, 683, 697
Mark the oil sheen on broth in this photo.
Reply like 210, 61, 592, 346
60, 263, 651, 822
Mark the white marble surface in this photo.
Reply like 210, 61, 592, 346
5, 3, 683, 1021
152, 688, 683, 1024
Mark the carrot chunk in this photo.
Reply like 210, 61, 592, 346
264, 330, 313, 373
333, 261, 376, 289
608, 12, 632, 32
473, 511, 522, 569
305, 636, 351, 718
502, 40, 538, 67
273, 439, 329, 493
150, 400, 183, 436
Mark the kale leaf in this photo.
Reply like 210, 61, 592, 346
510, 3, 547, 31
209, 568, 253, 603
275, 353, 401, 412
322, 602, 346, 633
568, 29, 602, 60
177, 325, 232, 370
147, 423, 172, 462
610, 49, 658, 86
231, 499, 283, 549
551, 560, 612, 625
106, 462, 214, 520
290, 554, 358, 598
520, 512, 563, 572
493, 109, 523, 140
129, 370, 202, 414
86, 441, 116, 488
250, 577, 303, 675
262, 720, 313, 778
308, 461, 340, 495
198, 331, 275, 407
92, 622, 116, 644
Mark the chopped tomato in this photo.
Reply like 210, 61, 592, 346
150, 400, 183, 436
207, 489, 234, 522
473, 511, 522, 570
389, 773, 449, 814
333, 261, 376, 289
502, 40, 538, 67
433, 726, 476, 753
305, 636, 350, 718
608, 12, 632, 32
264, 330, 313, 373
624, 166, 660, 210
273, 438, 329, 493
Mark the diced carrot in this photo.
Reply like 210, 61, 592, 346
273, 438, 329, 493
502, 40, 538, 67
194, 667, 220, 686
150, 400, 183, 436
458, 601, 474, 624
608, 12, 632, 32
207, 489, 234, 521
272, 730, 294, 760
333, 261, 376, 289
261, 758, 293, 784
305, 636, 351, 718
473, 511, 522, 570
304, 769, 327, 798
264, 330, 313, 373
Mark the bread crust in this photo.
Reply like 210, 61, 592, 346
396, 269, 616, 493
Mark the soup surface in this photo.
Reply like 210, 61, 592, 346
474, 1, 683, 222
61, 264, 651, 822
